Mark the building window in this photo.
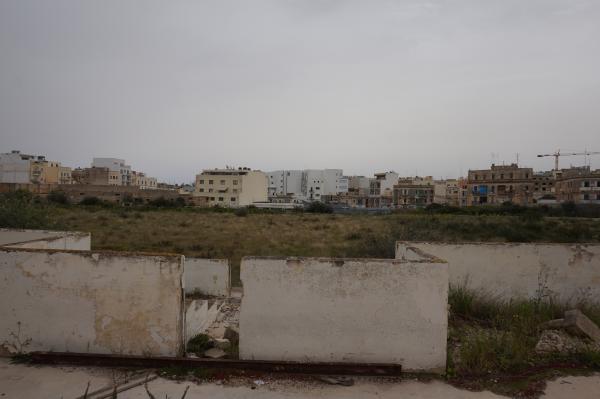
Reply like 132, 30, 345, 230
584, 181, 590, 187
583, 194, 589, 200
208, 188, 213, 193
231, 197, 236, 202
218, 197, 224, 201
210, 197, 215, 201
209, 180, 213, 185
233, 189, 238, 194
233, 180, 238, 185
199, 180, 204, 184
220, 180, 226, 185
199, 188, 204, 192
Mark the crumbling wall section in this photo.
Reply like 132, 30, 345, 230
0, 248, 184, 357
239, 256, 448, 373
0, 229, 91, 251
184, 258, 230, 297
396, 242, 600, 303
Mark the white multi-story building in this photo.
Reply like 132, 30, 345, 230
92, 158, 132, 186
370, 171, 399, 196
267, 169, 346, 201
0, 150, 46, 183
348, 176, 373, 195
268, 170, 303, 197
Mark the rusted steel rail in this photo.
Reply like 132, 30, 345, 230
29, 352, 402, 376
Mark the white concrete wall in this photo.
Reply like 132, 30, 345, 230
0, 248, 184, 357
396, 242, 600, 303
184, 258, 230, 297
0, 229, 91, 251
240, 257, 448, 373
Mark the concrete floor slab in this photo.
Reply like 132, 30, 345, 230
1, 359, 599, 399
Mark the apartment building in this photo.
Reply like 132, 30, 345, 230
0, 151, 72, 185
555, 166, 600, 204
30, 160, 63, 184
72, 167, 114, 185
369, 172, 399, 196
92, 158, 131, 186
268, 170, 303, 197
0, 151, 47, 183
458, 178, 469, 207
532, 171, 555, 203
347, 176, 373, 196
393, 177, 434, 209
433, 179, 461, 206
131, 171, 157, 190
267, 169, 346, 201
466, 164, 534, 206
195, 167, 268, 207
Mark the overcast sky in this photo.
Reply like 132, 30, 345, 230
1, 1, 599, 183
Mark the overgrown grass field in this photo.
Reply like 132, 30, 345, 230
42, 206, 600, 284
2, 192, 600, 396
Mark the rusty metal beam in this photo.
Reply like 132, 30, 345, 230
29, 352, 402, 376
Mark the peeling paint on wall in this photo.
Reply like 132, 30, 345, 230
239, 256, 448, 373
184, 258, 230, 297
0, 249, 184, 357
396, 241, 600, 303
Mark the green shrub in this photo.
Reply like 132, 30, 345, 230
187, 333, 212, 354
306, 201, 333, 214
80, 196, 102, 206
0, 190, 52, 229
234, 207, 248, 217
47, 190, 69, 205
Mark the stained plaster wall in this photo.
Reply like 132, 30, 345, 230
0, 229, 91, 251
0, 248, 184, 357
239, 256, 448, 373
184, 258, 230, 297
396, 242, 600, 303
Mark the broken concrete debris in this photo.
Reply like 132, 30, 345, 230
204, 348, 227, 359
534, 330, 593, 354
536, 309, 600, 354
540, 309, 600, 343
224, 326, 240, 345
564, 309, 600, 343
213, 338, 231, 350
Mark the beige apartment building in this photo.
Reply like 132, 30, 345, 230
58, 166, 72, 184
393, 177, 434, 209
72, 167, 112, 185
132, 171, 157, 190
30, 160, 63, 184
555, 166, 600, 204
194, 167, 268, 207
466, 164, 534, 206
433, 179, 461, 206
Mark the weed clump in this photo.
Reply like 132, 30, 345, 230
187, 333, 212, 354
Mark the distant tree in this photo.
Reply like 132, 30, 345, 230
47, 190, 70, 205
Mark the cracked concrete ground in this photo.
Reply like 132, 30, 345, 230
1, 359, 599, 398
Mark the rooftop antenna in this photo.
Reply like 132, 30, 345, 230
516, 153, 520, 165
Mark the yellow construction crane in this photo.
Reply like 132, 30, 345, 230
537, 150, 600, 171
